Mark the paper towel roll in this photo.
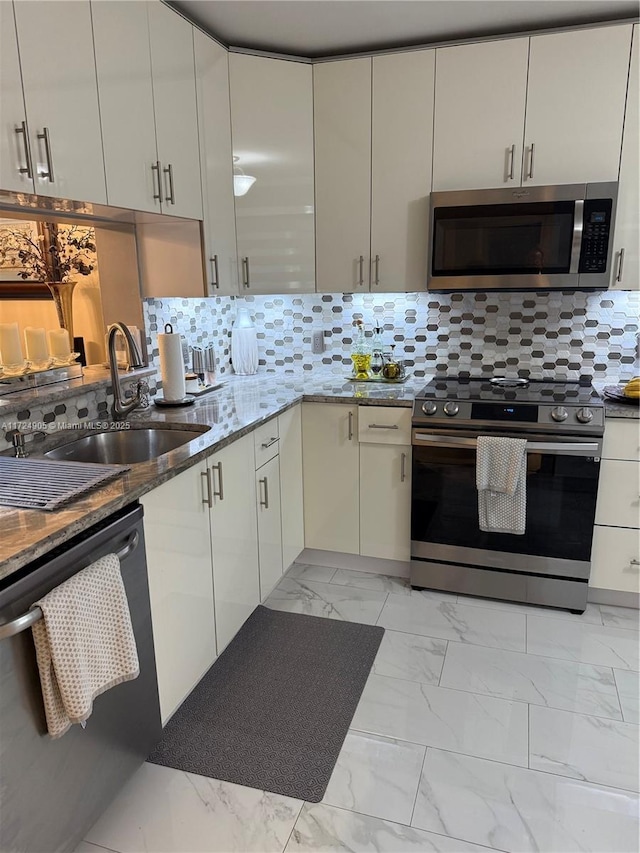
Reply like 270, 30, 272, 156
158, 324, 186, 401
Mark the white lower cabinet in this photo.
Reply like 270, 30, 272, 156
279, 405, 305, 570
256, 455, 284, 599
590, 420, 640, 596
141, 461, 216, 724
207, 433, 261, 653
359, 443, 412, 562
590, 526, 640, 595
303, 403, 360, 554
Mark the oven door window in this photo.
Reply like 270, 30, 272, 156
432, 201, 575, 276
411, 446, 600, 562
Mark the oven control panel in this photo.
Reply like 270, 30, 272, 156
414, 399, 604, 434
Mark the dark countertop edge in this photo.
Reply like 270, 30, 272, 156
0, 391, 416, 580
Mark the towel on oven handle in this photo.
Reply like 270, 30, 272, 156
476, 435, 527, 535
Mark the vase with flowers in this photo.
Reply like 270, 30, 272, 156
0, 222, 96, 351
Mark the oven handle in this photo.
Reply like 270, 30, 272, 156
412, 433, 600, 456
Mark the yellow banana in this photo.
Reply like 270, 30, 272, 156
623, 377, 640, 399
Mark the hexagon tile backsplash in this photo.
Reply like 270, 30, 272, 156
143, 289, 639, 387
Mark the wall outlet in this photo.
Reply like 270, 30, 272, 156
312, 330, 325, 354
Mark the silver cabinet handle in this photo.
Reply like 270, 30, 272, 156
368, 423, 398, 430
242, 257, 250, 288
261, 437, 278, 449
163, 163, 175, 204
373, 254, 380, 287
357, 255, 364, 288
201, 469, 212, 508
401, 452, 407, 483
615, 248, 625, 283
507, 143, 515, 181
630, 558, 640, 567
37, 127, 54, 181
348, 411, 354, 441
211, 461, 224, 501
15, 121, 33, 178
210, 255, 219, 289
151, 161, 163, 203
259, 476, 269, 509
527, 143, 535, 180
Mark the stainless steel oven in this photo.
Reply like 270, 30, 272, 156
409, 376, 605, 612
428, 182, 618, 292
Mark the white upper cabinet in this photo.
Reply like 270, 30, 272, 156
13, 0, 106, 203
371, 50, 434, 292
194, 30, 238, 295
0, 3, 33, 194
432, 39, 529, 191
148, 2, 202, 220
229, 54, 315, 294
611, 24, 638, 291
523, 25, 633, 186
314, 58, 372, 293
92, 1, 158, 212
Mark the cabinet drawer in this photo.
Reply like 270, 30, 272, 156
254, 419, 279, 468
590, 525, 640, 594
358, 406, 411, 445
596, 460, 640, 529
602, 420, 640, 462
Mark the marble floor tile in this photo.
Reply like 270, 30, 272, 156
75, 844, 117, 853
457, 595, 603, 624
322, 731, 425, 825
529, 705, 640, 792
85, 762, 302, 853
372, 630, 447, 685
265, 578, 387, 625
331, 569, 411, 595
286, 563, 338, 583
377, 594, 526, 651
600, 604, 640, 631
615, 668, 640, 724
413, 748, 640, 853
526, 615, 640, 671
351, 673, 528, 766
440, 642, 623, 720
286, 802, 493, 853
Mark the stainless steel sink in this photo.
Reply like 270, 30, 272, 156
44, 426, 209, 465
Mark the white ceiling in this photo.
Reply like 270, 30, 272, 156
170, 0, 638, 58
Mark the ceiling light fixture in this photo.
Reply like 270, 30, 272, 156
233, 156, 256, 197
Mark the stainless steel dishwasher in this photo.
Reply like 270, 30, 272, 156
0, 503, 162, 853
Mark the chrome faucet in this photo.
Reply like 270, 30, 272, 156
107, 322, 146, 420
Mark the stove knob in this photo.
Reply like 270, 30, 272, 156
550, 406, 569, 422
421, 401, 437, 416
443, 401, 460, 417
576, 407, 594, 424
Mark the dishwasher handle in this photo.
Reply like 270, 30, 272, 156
0, 530, 139, 640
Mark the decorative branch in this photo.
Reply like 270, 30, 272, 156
0, 222, 96, 283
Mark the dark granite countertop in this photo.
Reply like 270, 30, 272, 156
0, 371, 425, 581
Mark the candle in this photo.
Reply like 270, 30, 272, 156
24, 327, 49, 364
47, 328, 71, 359
0, 323, 23, 366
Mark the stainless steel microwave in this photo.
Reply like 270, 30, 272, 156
428, 182, 618, 292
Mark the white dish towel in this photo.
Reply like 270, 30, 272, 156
31, 553, 139, 739
476, 435, 527, 535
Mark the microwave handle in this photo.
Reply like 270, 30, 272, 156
569, 199, 584, 274
412, 433, 600, 456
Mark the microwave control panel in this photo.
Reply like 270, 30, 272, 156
579, 199, 613, 274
